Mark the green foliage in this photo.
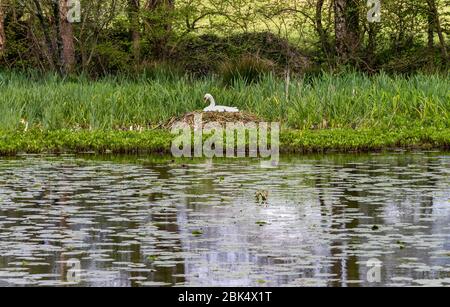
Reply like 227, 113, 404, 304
0, 129, 173, 156
0, 127, 449, 156
171, 32, 310, 76
0, 70, 449, 156
0, 0, 448, 75
0, 71, 448, 131
92, 42, 132, 75
219, 55, 274, 86
280, 127, 450, 153
138, 61, 184, 81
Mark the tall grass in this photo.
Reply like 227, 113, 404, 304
0, 71, 448, 131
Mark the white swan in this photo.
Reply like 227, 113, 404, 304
203, 94, 239, 113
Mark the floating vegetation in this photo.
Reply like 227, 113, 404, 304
0, 127, 450, 156
397, 241, 406, 249
147, 255, 159, 262
191, 230, 203, 237
255, 190, 269, 204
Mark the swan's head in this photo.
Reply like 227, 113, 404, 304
204, 93, 214, 103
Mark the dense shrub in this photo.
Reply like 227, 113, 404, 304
219, 55, 274, 85
171, 32, 311, 76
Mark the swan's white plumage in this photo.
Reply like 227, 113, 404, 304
203, 94, 239, 113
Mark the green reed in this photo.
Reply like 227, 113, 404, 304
0, 71, 448, 131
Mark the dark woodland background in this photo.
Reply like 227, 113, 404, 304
0, 0, 449, 78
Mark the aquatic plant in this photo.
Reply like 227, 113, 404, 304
0, 71, 448, 131
0, 127, 448, 156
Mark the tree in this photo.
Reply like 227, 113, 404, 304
29, 0, 75, 74
145, 0, 175, 59
32, 0, 57, 69
76, 0, 121, 73
426, 0, 448, 58
0, 0, 7, 57
59, 0, 76, 73
427, 3, 434, 50
315, 0, 331, 57
128, 0, 141, 63
334, 0, 361, 62
1, 0, 448, 74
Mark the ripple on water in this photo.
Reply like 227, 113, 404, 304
0, 153, 449, 286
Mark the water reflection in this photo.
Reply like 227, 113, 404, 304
0, 152, 449, 287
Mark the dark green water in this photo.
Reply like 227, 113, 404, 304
0, 152, 449, 287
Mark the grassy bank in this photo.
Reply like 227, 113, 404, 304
0, 72, 448, 156
0, 71, 449, 130
1, 127, 449, 156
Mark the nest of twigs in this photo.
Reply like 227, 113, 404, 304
162, 111, 263, 130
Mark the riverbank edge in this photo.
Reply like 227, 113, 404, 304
0, 127, 449, 156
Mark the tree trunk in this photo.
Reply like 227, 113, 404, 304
33, 0, 57, 69
128, 0, 141, 64
146, 0, 174, 20
426, 0, 448, 59
59, 0, 76, 74
315, 0, 330, 57
52, 0, 64, 72
0, 0, 5, 57
334, 0, 360, 62
145, 0, 174, 59
334, 0, 347, 59
427, 6, 434, 50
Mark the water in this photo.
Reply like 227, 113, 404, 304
0, 152, 449, 287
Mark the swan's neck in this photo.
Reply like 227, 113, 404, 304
208, 97, 216, 107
